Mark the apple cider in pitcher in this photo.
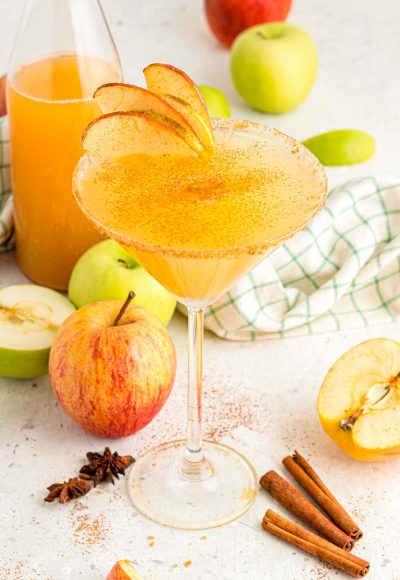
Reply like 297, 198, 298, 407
7, 0, 122, 289
7, 53, 120, 289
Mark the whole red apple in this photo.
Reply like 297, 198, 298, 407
0, 75, 7, 116
205, 0, 292, 48
49, 298, 176, 438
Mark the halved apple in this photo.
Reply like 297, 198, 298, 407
106, 560, 142, 580
94, 83, 202, 149
81, 111, 200, 159
143, 63, 215, 152
318, 338, 400, 462
0, 285, 75, 379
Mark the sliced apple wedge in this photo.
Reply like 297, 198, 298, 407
143, 63, 215, 152
81, 111, 200, 159
318, 338, 400, 462
106, 559, 142, 580
94, 83, 202, 149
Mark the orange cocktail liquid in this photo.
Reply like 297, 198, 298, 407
75, 120, 326, 302
7, 53, 120, 290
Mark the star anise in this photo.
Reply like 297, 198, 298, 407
79, 447, 135, 487
44, 477, 93, 504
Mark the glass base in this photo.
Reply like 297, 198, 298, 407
127, 440, 257, 530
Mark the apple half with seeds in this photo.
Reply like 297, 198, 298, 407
0, 285, 75, 379
143, 63, 215, 152
318, 338, 400, 462
81, 111, 201, 158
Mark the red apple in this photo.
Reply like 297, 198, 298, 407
205, 0, 292, 48
0, 75, 7, 116
107, 560, 142, 579
49, 297, 176, 438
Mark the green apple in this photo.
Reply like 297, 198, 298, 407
303, 130, 375, 166
230, 22, 318, 114
0, 285, 75, 379
68, 240, 176, 326
198, 85, 231, 117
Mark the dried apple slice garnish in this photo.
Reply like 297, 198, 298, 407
143, 63, 215, 152
94, 83, 202, 152
162, 94, 215, 154
81, 111, 199, 159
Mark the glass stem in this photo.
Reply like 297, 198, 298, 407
179, 305, 212, 481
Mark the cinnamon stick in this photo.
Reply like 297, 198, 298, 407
259, 470, 354, 551
283, 451, 362, 540
262, 510, 369, 577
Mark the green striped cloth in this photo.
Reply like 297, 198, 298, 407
1, 116, 399, 339
205, 175, 400, 339
0, 117, 13, 250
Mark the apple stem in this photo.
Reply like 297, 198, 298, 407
113, 291, 136, 326
117, 258, 132, 269
339, 409, 362, 431
257, 31, 270, 40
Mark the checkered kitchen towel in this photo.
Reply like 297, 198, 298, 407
1, 116, 399, 339
205, 175, 400, 339
0, 117, 13, 250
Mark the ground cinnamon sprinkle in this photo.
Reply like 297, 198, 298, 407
70, 500, 89, 513
140, 374, 268, 453
72, 513, 109, 546
204, 385, 263, 441
0, 561, 50, 580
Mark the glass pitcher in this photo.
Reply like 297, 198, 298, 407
7, 0, 122, 290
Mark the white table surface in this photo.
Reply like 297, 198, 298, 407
1, 1, 400, 579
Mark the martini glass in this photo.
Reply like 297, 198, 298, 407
73, 118, 327, 529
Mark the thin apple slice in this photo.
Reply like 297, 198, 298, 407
162, 93, 214, 153
82, 111, 199, 159
94, 83, 202, 150
143, 63, 215, 152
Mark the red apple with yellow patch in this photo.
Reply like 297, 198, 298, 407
49, 294, 176, 438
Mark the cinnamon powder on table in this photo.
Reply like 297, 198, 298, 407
73, 513, 109, 546
204, 383, 264, 441
69, 501, 109, 548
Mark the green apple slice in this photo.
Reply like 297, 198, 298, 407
303, 130, 375, 166
0, 285, 75, 379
